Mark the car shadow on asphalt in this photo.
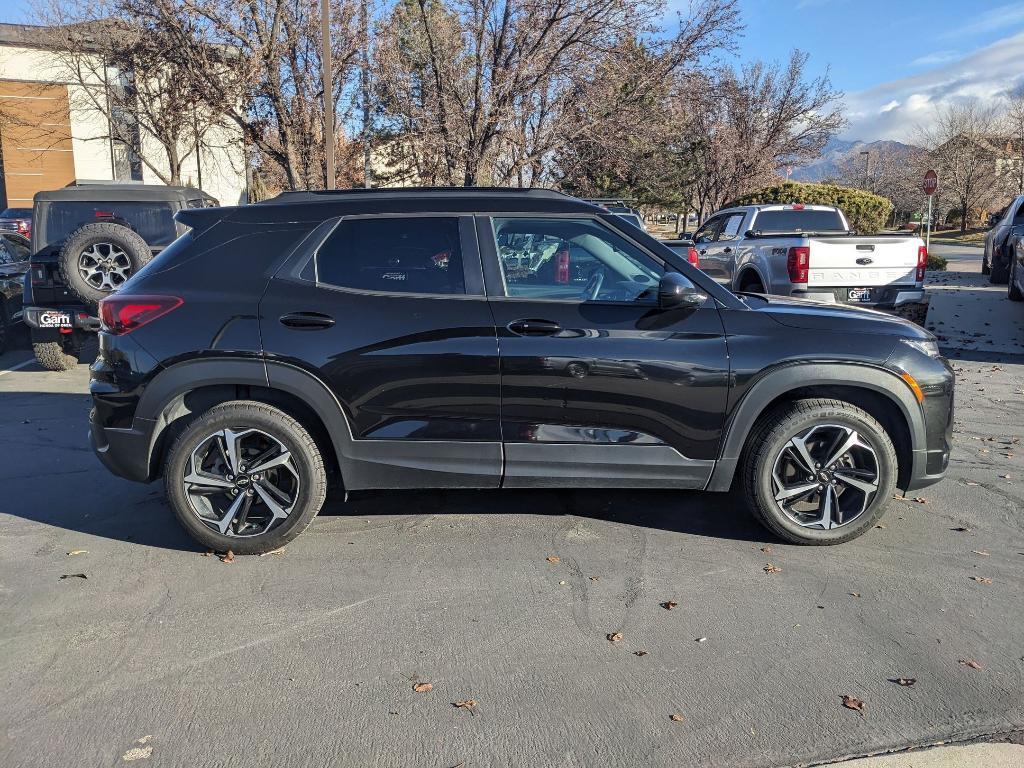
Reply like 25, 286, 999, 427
321, 486, 769, 544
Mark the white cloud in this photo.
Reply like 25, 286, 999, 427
841, 30, 1024, 141
911, 50, 960, 67
937, 1, 1024, 39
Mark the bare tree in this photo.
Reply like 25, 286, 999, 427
373, 0, 740, 187
34, 0, 229, 186
121, 0, 362, 190
1001, 87, 1024, 197
916, 101, 1004, 233
687, 51, 844, 219
831, 144, 929, 225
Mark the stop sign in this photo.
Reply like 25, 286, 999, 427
923, 170, 938, 196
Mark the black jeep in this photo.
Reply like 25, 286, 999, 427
23, 183, 217, 370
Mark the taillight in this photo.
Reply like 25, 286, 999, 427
916, 245, 927, 282
555, 248, 570, 284
99, 295, 182, 335
787, 246, 809, 283
791, 203, 805, 210
687, 247, 700, 268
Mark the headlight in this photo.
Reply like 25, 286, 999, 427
899, 337, 940, 358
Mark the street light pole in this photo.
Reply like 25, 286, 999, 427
322, 0, 335, 190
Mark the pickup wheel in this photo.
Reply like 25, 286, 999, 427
738, 274, 765, 293
164, 401, 328, 555
32, 341, 79, 371
741, 398, 896, 545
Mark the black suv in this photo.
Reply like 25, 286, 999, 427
23, 183, 217, 370
90, 188, 954, 554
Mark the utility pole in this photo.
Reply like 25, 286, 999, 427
321, 0, 335, 190
360, 0, 372, 188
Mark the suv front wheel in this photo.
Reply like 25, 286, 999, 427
164, 401, 328, 554
741, 398, 897, 544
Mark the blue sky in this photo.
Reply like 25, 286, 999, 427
3, 0, 1023, 142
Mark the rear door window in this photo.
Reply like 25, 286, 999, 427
37, 201, 179, 250
316, 216, 466, 295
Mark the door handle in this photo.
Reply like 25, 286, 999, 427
508, 319, 562, 336
279, 311, 335, 330
699, 249, 707, 255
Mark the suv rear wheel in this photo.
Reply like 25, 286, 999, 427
741, 398, 896, 544
58, 222, 152, 306
164, 401, 328, 555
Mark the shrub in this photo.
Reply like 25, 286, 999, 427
726, 181, 894, 234
926, 252, 947, 271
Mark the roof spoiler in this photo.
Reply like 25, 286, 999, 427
174, 207, 224, 234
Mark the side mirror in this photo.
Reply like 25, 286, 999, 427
658, 272, 708, 310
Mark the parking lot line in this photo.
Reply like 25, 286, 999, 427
0, 357, 36, 376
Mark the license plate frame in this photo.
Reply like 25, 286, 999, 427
848, 288, 873, 302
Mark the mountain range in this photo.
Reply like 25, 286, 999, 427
789, 138, 918, 182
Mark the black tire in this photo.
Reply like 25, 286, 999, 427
1009, 256, 1023, 301
0, 301, 8, 355
989, 246, 1010, 284
58, 222, 152, 306
738, 273, 765, 293
164, 401, 327, 555
741, 398, 897, 545
32, 341, 79, 371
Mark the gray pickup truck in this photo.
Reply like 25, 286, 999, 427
689, 204, 927, 309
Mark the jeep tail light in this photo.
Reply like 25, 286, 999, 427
555, 248, 570, 284
687, 246, 700, 268
99, 295, 183, 335
787, 246, 809, 283
916, 245, 927, 282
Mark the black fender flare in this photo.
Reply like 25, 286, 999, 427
705, 362, 925, 491
135, 357, 355, 480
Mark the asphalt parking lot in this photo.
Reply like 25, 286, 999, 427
1, 245, 1022, 767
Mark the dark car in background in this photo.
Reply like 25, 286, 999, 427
23, 183, 217, 370
0, 207, 32, 239
983, 194, 1024, 284
89, 187, 953, 555
0, 232, 31, 353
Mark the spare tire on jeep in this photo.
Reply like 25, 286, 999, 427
58, 222, 152, 306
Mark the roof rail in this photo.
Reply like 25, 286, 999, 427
261, 186, 578, 203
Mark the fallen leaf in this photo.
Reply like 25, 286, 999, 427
661, 600, 678, 610
452, 699, 477, 711
121, 746, 153, 762
760, 545, 772, 554
259, 547, 286, 557
964, 481, 979, 487
969, 576, 993, 584
413, 682, 433, 693
633, 650, 648, 657
67, 550, 88, 556
589, 576, 600, 582
874, 524, 886, 529
841, 695, 866, 715
669, 713, 685, 722
59, 573, 87, 580
951, 526, 972, 533
696, 637, 708, 643
607, 632, 624, 642
971, 550, 990, 556
220, 550, 235, 563
912, 497, 929, 504
763, 563, 781, 574
1000, 474, 1011, 480
559, 580, 567, 585
890, 678, 917, 687
848, 592, 861, 598
958, 659, 982, 670
546, 556, 560, 564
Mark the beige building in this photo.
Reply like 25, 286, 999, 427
0, 22, 247, 209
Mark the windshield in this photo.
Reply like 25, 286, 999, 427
752, 209, 846, 234
35, 200, 179, 253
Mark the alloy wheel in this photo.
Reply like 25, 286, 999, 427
78, 243, 132, 291
771, 423, 880, 530
183, 428, 301, 538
